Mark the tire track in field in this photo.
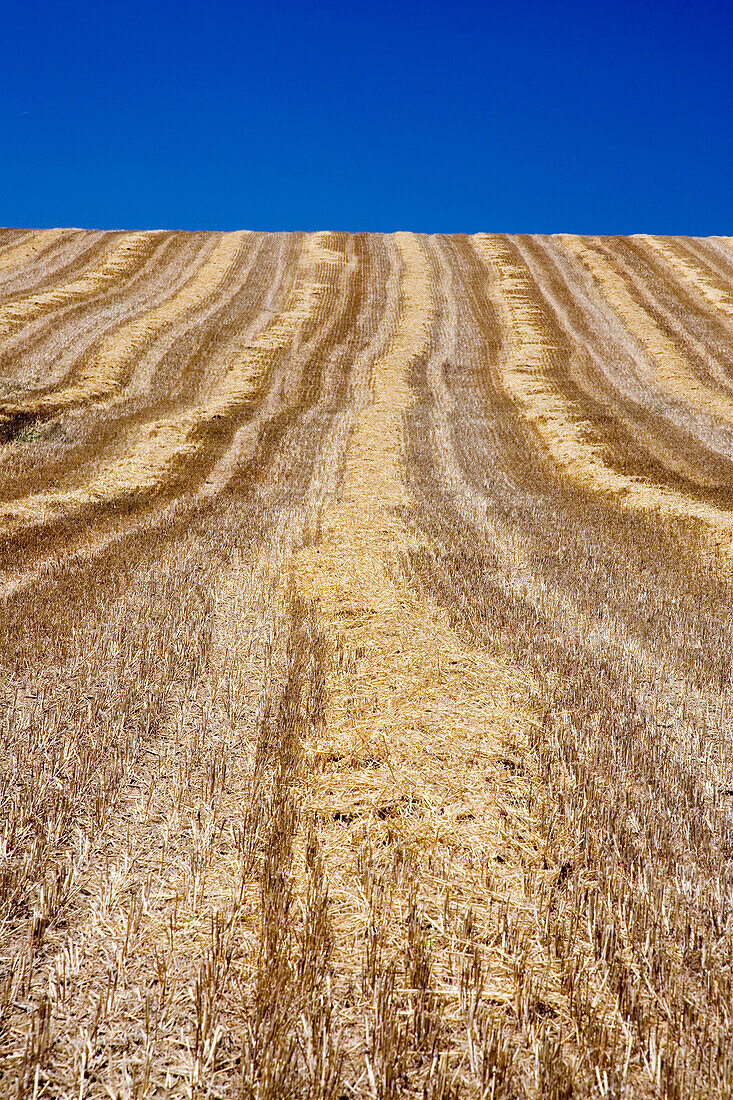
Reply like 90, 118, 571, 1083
0, 535, 288, 1098
404, 238, 733, 1095
6, 231, 733, 1095
0, 238, 396, 1098
473, 234, 733, 564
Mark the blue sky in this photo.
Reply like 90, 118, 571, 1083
1, 0, 731, 233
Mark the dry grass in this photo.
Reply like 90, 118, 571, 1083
1, 227, 733, 1097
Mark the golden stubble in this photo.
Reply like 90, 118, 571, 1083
280, 232, 565, 1012
2, 231, 251, 418
0, 231, 162, 338
474, 233, 733, 565
0, 539, 283, 1096
0, 228, 71, 275
0, 232, 346, 527
559, 234, 733, 425
638, 235, 733, 325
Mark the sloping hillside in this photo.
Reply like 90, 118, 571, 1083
1, 228, 733, 1098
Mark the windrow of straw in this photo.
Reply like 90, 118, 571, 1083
0, 231, 252, 420
557, 235, 733, 426
0, 232, 162, 340
2, 229, 733, 1096
473, 232, 733, 566
639, 235, 733, 324
0, 228, 71, 277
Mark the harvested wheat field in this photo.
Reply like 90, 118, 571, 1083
2, 228, 733, 1099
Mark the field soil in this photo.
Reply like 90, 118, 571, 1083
1, 229, 733, 1098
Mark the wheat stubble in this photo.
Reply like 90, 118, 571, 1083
2, 230, 733, 1099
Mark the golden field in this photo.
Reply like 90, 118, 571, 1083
1, 228, 733, 1097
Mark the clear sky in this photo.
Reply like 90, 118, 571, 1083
1, 0, 731, 234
